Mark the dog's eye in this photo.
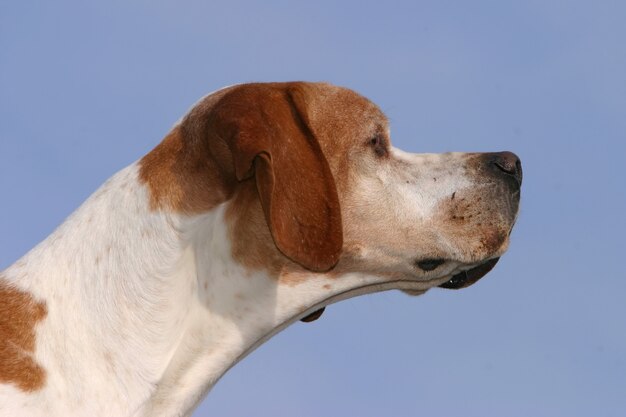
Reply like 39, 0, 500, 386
369, 134, 387, 157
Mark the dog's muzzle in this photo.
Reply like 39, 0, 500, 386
437, 151, 522, 290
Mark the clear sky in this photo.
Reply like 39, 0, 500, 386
1, 1, 625, 416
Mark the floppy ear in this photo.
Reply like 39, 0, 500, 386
208, 83, 342, 272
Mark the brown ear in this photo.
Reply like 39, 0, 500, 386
208, 83, 342, 272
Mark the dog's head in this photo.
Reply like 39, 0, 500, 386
142, 81, 521, 312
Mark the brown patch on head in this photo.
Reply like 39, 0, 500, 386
0, 278, 47, 392
223, 83, 390, 277
140, 81, 403, 284
431, 153, 520, 262
142, 82, 353, 272
213, 83, 343, 271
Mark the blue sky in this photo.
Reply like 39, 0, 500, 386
1, 1, 625, 416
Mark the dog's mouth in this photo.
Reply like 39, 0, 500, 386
301, 258, 501, 323
438, 257, 500, 289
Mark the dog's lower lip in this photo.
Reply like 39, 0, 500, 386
438, 258, 500, 289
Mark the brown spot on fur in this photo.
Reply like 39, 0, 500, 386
103, 350, 116, 373
278, 270, 313, 286
0, 278, 47, 392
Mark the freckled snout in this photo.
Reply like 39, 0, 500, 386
434, 151, 522, 289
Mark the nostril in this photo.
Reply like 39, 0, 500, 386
492, 151, 517, 174
491, 151, 522, 184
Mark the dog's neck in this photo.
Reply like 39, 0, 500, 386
2, 163, 372, 417
2, 162, 428, 417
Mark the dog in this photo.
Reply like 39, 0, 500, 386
0, 82, 521, 417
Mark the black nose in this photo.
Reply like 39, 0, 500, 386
489, 151, 522, 185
